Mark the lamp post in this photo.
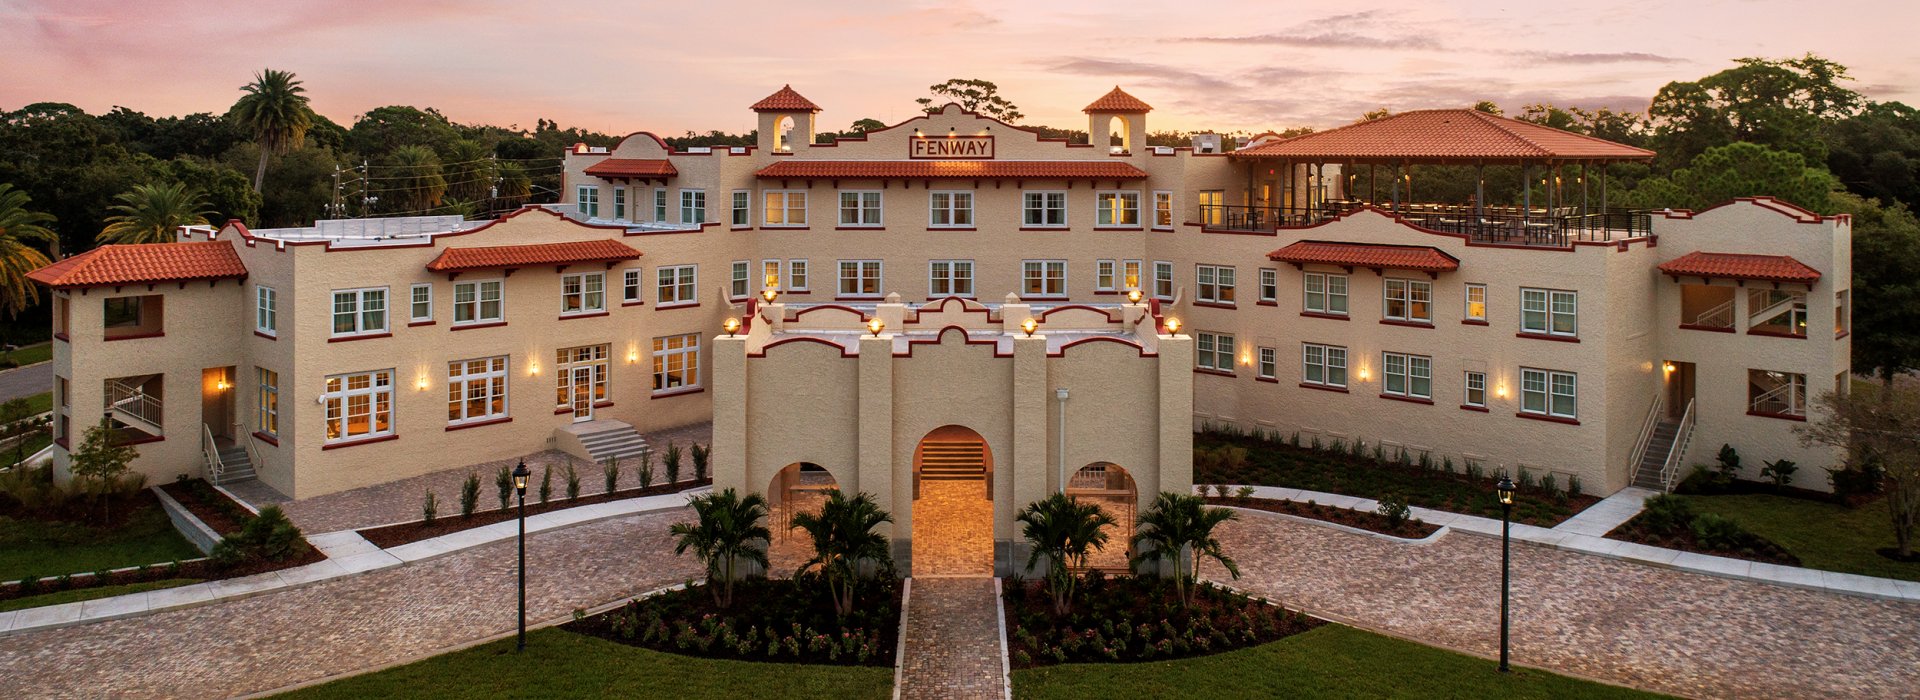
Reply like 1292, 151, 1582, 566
512, 460, 530, 652
1495, 475, 1516, 673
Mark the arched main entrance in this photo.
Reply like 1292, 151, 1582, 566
911, 425, 995, 576
766, 462, 836, 578
1066, 462, 1137, 571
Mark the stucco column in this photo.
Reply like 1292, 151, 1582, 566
856, 334, 895, 536
1156, 333, 1195, 502
1009, 334, 1049, 574
710, 334, 748, 495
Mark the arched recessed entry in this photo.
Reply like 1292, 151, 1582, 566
912, 425, 995, 576
767, 462, 836, 578
1066, 462, 1138, 571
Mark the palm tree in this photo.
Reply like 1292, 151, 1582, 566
0, 184, 56, 318
1016, 492, 1116, 615
97, 183, 213, 245
668, 488, 770, 608
494, 161, 532, 212
441, 139, 496, 203
384, 145, 447, 213
1129, 492, 1240, 608
790, 489, 893, 616
229, 68, 314, 192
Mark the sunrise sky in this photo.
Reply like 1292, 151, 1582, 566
2, 0, 1914, 136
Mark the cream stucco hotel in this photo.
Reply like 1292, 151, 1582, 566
31, 86, 1850, 574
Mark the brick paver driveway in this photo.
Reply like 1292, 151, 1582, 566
0, 509, 702, 700
1218, 512, 1920, 699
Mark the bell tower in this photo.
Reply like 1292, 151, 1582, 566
751, 85, 822, 153
1084, 86, 1152, 154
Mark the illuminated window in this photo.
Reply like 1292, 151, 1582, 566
653, 334, 701, 393
322, 369, 393, 442
763, 191, 806, 226
1465, 283, 1487, 321
447, 356, 508, 424
1384, 278, 1432, 323
1096, 191, 1140, 226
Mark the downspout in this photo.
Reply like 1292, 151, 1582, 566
1055, 387, 1069, 494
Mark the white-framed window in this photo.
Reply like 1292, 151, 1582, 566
930, 191, 974, 228
453, 280, 503, 325
838, 260, 883, 298
1257, 347, 1277, 379
256, 368, 278, 436
1022, 260, 1066, 298
1520, 368, 1577, 419
1302, 343, 1348, 388
612, 187, 626, 220
680, 189, 705, 223
1382, 352, 1432, 399
623, 269, 644, 303
1384, 278, 1433, 323
254, 285, 277, 335
561, 272, 605, 315
409, 283, 433, 323
322, 369, 393, 442
653, 333, 701, 393
554, 345, 609, 408
1196, 264, 1236, 305
1022, 191, 1067, 227
731, 190, 750, 226
1304, 273, 1348, 315
657, 265, 697, 306
1095, 260, 1117, 292
1749, 369, 1807, 417
1198, 190, 1224, 226
1521, 288, 1577, 336
1258, 268, 1278, 303
1153, 191, 1173, 229
653, 188, 668, 221
1153, 261, 1174, 300
1096, 190, 1141, 227
838, 190, 882, 227
929, 260, 974, 297
1465, 283, 1488, 322
1195, 331, 1236, 372
789, 260, 810, 291
760, 259, 782, 292
1123, 260, 1142, 291
1465, 370, 1487, 408
447, 356, 508, 424
330, 287, 388, 337
763, 190, 807, 227
576, 186, 599, 218
730, 261, 751, 299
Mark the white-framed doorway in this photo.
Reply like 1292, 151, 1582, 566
555, 344, 608, 422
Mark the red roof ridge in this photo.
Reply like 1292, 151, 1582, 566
27, 240, 248, 289
1656, 250, 1821, 284
751, 85, 821, 113
1083, 86, 1153, 113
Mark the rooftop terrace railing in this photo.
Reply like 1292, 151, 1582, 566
1199, 203, 1653, 247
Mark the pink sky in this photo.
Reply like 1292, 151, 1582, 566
2, 0, 1915, 136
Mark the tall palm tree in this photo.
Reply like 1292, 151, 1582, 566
668, 488, 770, 608
494, 161, 532, 212
789, 489, 893, 616
0, 183, 56, 317
384, 145, 447, 213
229, 68, 314, 192
97, 183, 213, 245
1017, 492, 1116, 615
441, 139, 496, 204
1129, 492, 1240, 608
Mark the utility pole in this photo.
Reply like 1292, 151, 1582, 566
330, 166, 342, 218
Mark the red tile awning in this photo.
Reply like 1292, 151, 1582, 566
1657, 251, 1821, 284
755, 160, 1148, 180
28, 241, 247, 289
1232, 109, 1654, 163
750, 85, 822, 113
425, 239, 642, 273
1269, 240, 1460, 274
583, 158, 677, 180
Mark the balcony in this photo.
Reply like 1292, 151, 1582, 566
105, 374, 165, 442
1198, 203, 1652, 247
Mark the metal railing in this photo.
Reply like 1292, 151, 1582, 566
1749, 382, 1805, 417
1198, 203, 1653, 247
1627, 392, 1666, 488
202, 423, 225, 483
1691, 300, 1735, 328
106, 379, 163, 432
1659, 399, 1697, 492
240, 421, 264, 479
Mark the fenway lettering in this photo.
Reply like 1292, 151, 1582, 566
909, 134, 994, 159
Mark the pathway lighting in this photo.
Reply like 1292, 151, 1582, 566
723, 318, 741, 337
1021, 317, 1038, 337
1126, 289, 1143, 303
1163, 317, 1181, 334
761, 288, 778, 304
1495, 475, 1516, 673
513, 460, 530, 652
867, 318, 885, 337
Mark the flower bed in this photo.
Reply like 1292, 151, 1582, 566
1607, 495, 1799, 567
1206, 496, 1440, 539
355, 478, 711, 549
564, 575, 900, 666
1003, 573, 1320, 668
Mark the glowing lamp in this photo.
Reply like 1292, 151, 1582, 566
867, 317, 885, 337
512, 461, 529, 493
1358, 367, 1371, 380
528, 361, 540, 376
1163, 317, 1181, 334
762, 288, 779, 303
1496, 385, 1509, 398
1662, 362, 1676, 374
1021, 317, 1038, 337
215, 379, 231, 392
1496, 476, 1516, 505
1126, 289, 1143, 303
626, 349, 639, 364
724, 317, 741, 337
415, 376, 429, 391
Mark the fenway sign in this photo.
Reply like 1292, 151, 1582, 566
909, 135, 994, 159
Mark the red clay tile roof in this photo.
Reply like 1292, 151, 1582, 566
1083, 86, 1153, 113
1233, 109, 1654, 162
1657, 251, 1821, 284
425, 239, 642, 272
750, 85, 821, 112
28, 241, 247, 289
582, 158, 678, 179
755, 160, 1148, 180
1268, 240, 1461, 272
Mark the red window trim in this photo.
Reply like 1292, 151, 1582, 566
321, 434, 399, 450
1460, 404, 1490, 413
253, 330, 279, 340
446, 416, 513, 432
326, 332, 391, 343
1300, 311, 1350, 321
1746, 409, 1807, 422
1017, 226, 1071, 232
120, 433, 166, 446
54, 332, 70, 343
655, 302, 702, 310
104, 331, 167, 342
1379, 393, 1435, 405
449, 322, 508, 332
1515, 331, 1580, 343
621, 300, 647, 307
1678, 323, 1735, 334
834, 296, 884, 302
833, 226, 886, 231
559, 311, 611, 321
1257, 300, 1279, 307
1255, 376, 1280, 384
1193, 367, 1236, 378
928, 227, 978, 232
1746, 327, 1807, 339
651, 386, 705, 399
1461, 319, 1490, 327
1379, 319, 1434, 329
1192, 300, 1237, 310
1515, 412, 1580, 426
1298, 382, 1348, 394
406, 320, 436, 328
252, 431, 279, 446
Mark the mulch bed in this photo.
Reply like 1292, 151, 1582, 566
1003, 573, 1321, 668
356, 478, 711, 549
1207, 496, 1441, 539
159, 480, 254, 534
564, 576, 901, 666
1609, 514, 1801, 567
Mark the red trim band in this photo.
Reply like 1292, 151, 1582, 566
1379, 394, 1435, 405
559, 311, 611, 321
1747, 410, 1807, 422
651, 386, 705, 399
1460, 404, 1490, 413
655, 302, 701, 310
1192, 301, 1237, 310
321, 434, 399, 450
1516, 412, 1580, 425
1300, 311, 1350, 321
1746, 328, 1806, 339
253, 330, 278, 340
450, 322, 508, 331
327, 332, 391, 343
1379, 319, 1434, 329
104, 331, 166, 342
1678, 323, 1735, 333
252, 431, 279, 446
1515, 332, 1580, 343
1461, 319, 1489, 326
406, 320, 436, 328
1193, 367, 1236, 378
1298, 382, 1348, 394
446, 416, 512, 431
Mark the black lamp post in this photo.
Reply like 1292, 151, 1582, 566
512, 460, 530, 652
1495, 475, 1516, 673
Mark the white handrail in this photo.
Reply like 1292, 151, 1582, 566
1659, 399, 1696, 491
241, 422, 264, 479
1747, 294, 1804, 327
1627, 391, 1665, 487
201, 423, 224, 482
1691, 300, 1734, 328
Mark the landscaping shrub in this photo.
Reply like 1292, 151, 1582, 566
1234, 486, 1255, 499
1829, 458, 1885, 501
664, 443, 683, 484
1638, 494, 1696, 536
1539, 473, 1559, 497
422, 490, 438, 525
691, 444, 710, 482
1002, 574, 1318, 668
1567, 475, 1584, 497
1716, 444, 1743, 481
604, 456, 620, 494
566, 577, 900, 666
459, 472, 480, 519
565, 462, 582, 500
638, 451, 656, 488
1375, 493, 1411, 529
1212, 484, 1229, 498
494, 465, 513, 510
1761, 459, 1799, 487
539, 465, 553, 504
210, 506, 304, 566
1689, 513, 1747, 550
1677, 464, 1723, 494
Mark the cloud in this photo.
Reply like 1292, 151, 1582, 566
1172, 31, 1440, 50
1514, 50, 1686, 65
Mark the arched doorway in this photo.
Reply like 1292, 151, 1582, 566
766, 462, 836, 578
912, 425, 994, 576
1066, 462, 1137, 571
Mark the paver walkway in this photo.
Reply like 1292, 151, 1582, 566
1218, 511, 1920, 699
0, 509, 702, 699
897, 577, 1007, 700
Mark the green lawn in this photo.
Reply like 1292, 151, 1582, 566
0, 578, 198, 612
23, 391, 50, 415
1683, 493, 1920, 581
0, 343, 51, 368
0, 502, 204, 581
276, 628, 895, 700
1014, 625, 1665, 699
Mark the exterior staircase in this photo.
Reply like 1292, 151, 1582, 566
1631, 420, 1681, 491
212, 440, 256, 485
919, 440, 986, 481
570, 421, 652, 463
